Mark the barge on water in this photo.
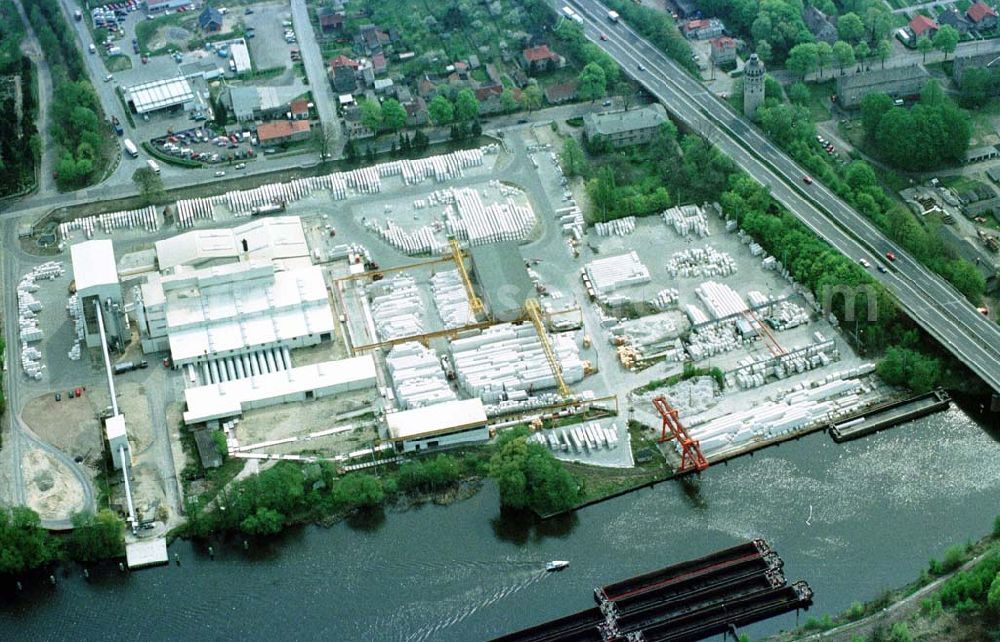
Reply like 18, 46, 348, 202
492, 539, 812, 642
829, 389, 950, 443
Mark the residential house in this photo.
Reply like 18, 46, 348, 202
967, 1, 999, 29
520, 45, 562, 74
802, 6, 838, 44
835, 64, 929, 108
468, 54, 481, 69
357, 24, 390, 54
372, 52, 387, 75
395, 85, 413, 104
511, 68, 529, 88
331, 65, 357, 93
256, 120, 311, 146
289, 99, 310, 120
317, 7, 345, 35
417, 76, 438, 100
342, 107, 375, 139
673, 0, 698, 18
198, 6, 223, 32
683, 18, 724, 40
938, 8, 972, 35
709, 36, 738, 65
584, 104, 669, 148
485, 64, 501, 84
373, 78, 394, 94
225, 86, 260, 122
544, 80, 577, 104
909, 15, 939, 39
475, 84, 520, 115
404, 97, 429, 127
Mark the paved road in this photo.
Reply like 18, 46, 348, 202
290, 0, 340, 151
563, 0, 1000, 393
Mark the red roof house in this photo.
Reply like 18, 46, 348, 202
967, 1, 998, 27
909, 15, 939, 37
520, 45, 561, 73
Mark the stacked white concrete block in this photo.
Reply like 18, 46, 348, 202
667, 246, 736, 278
594, 216, 636, 236
686, 323, 741, 360
485, 391, 566, 418
662, 204, 709, 238
450, 323, 584, 402
532, 421, 620, 453
451, 188, 536, 247
430, 269, 473, 328
556, 205, 585, 241
385, 342, 457, 409
610, 312, 685, 356
364, 219, 448, 255
66, 293, 84, 361
649, 288, 680, 311
733, 339, 838, 390
765, 300, 809, 331
368, 274, 424, 341
585, 252, 651, 295
695, 281, 748, 319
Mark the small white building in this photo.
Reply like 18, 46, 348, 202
386, 398, 489, 453
124, 77, 195, 115
230, 42, 252, 74
71, 240, 126, 349
105, 414, 131, 470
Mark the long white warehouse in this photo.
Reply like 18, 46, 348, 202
386, 398, 489, 453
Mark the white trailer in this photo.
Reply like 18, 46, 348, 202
146, 159, 160, 174
607, 10, 620, 22
123, 138, 138, 158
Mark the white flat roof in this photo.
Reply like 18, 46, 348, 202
126, 538, 169, 569
386, 398, 487, 441
105, 414, 127, 440
183, 356, 377, 424
155, 216, 308, 269
71, 240, 119, 292
231, 42, 252, 73
126, 77, 194, 114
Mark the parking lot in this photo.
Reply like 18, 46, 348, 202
243, 2, 299, 72
150, 126, 257, 165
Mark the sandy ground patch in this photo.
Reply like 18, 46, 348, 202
235, 390, 377, 454
22, 448, 85, 521
22, 389, 110, 461
116, 381, 155, 454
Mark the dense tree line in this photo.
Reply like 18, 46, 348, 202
489, 428, 580, 515
0, 507, 127, 575
24, 0, 111, 190
0, 56, 39, 197
959, 66, 1000, 109
860, 82, 971, 171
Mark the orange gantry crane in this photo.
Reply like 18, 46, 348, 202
652, 395, 708, 474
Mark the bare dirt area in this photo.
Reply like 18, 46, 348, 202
22, 389, 110, 461
116, 381, 155, 454
129, 460, 170, 523
235, 390, 377, 454
22, 448, 85, 520
148, 26, 193, 52
289, 336, 348, 367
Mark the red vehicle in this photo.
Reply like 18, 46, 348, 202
74, 387, 83, 397
802, 175, 813, 185
885, 251, 896, 261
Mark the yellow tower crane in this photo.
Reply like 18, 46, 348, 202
524, 298, 570, 397
449, 238, 485, 318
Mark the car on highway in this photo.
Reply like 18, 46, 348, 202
234, 162, 246, 169
600, 33, 608, 40
104, 74, 113, 82
602, 99, 612, 106
214, 170, 225, 177
859, 258, 870, 268
802, 175, 813, 185
877, 265, 888, 273
885, 251, 896, 261
637, 63, 645, 71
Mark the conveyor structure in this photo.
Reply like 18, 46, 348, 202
525, 298, 570, 397
450, 238, 485, 318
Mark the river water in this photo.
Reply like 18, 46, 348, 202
1, 406, 998, 641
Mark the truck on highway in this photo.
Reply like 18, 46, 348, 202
111, 115, 123, 136
562, 6, 583, 23
146, 159, 160, 174
113, 360, 148, 375
74, 9, 82, 21
607, 10, 619, 22
123, 138, 138, 158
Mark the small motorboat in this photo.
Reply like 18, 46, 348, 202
546, 560, 570, 572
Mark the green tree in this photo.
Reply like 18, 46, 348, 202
855, 41, 870, 68
577, 62, 607, 102
876, 346, 941, 393
488, 432, 580, 514
454, 89, 479, 122
917, 35, 933, 62
412, 128, 429, 150
522, 84, 543, 112
381, 98, 407, 132
500, 88, 520, 114
860, 92, 894, 138
933, 24, 959, 60
756, 39, 773, 64
132, 166, 164, 205
788, 81, 811, 106
815, 41, 832, 78
837, 12, 865, 43
360, 99, 383, 133
344, 137, 358, 164
959, 67, 995, 108
240, 507, 285, 535
0, 507, 60, 574
833, 40, 856, 74
988, 571, 1000, 612
332, 473, 384, 510
865, 8, 893, 43
787, 42, 819, 79
560, 137, 587, 177
876, 39, 892, 69
428, 95, 454, 125
67, 509, 124, 562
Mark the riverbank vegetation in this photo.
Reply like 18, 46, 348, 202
0, 507, 126, 575
25, 0, 113, 190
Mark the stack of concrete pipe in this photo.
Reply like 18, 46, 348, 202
662, 204, 709, 238
484, 391, 565, 418
452, 188, 536, 246
430, 269, 472, 328
594, 216, 636, 236
175, 196, 219, 228
96, 205, 159, 234
367, 275, 424, 340
450, 323, 584, 403
385, 342, 457, 409
345, 166, 382, 194
695, 281, 748, 319
667, 246, 736, 278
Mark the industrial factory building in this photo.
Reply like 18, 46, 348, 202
124, 77, 196, 114
469, 242, 533, 322
155, 216, 310, 270
135, 260, 335, 364
70, 240, 127, 349
386, 398, 489, 452
183, 355, 377, 425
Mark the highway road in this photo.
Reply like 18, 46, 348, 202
560, 0, 1000, 393
290, 0, 340, 153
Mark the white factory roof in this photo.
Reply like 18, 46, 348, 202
71, 240, 119, 292
155, 216, 309, 269
386, 398, 487, 441
125, 77, 194, 114
105, 414, 127, 441
230, 42, 252, 74
156, 261, 334, 363
183, 356, 377, 424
